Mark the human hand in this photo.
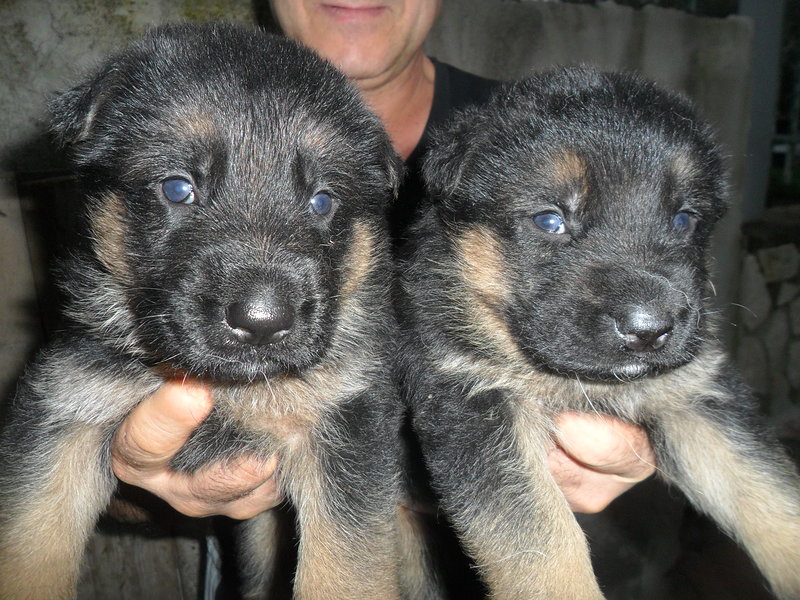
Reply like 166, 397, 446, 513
549, 412, 657, 513
111, 380, 282, 519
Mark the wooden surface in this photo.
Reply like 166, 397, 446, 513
77, 524, 203, 600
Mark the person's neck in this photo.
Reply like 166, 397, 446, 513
355, 52, 435, 160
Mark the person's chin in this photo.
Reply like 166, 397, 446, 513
323, 45, 396, 82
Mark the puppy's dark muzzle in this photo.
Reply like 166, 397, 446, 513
614, 308, 674, 352
159, 244, 331, 380
225, 286, 295, 345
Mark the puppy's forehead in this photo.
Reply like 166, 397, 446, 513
172, 106, 218, 139
541, 129, 693, 182
131, 91, 351, 174
671, 151, 702, 181
168, 103, 338, 147
531, 137, 704, 219
549, 150, 588, 186
104, 51, 361, 149
541, 149, 589, 211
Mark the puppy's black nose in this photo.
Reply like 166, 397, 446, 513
615, 309, 674, 352
225, 291, 294, 345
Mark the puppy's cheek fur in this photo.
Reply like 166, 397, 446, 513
90, 192, 133, 286
454, 225, 525, 365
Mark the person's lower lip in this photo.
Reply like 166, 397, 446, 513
320, 4, 388, 21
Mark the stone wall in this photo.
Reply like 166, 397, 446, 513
0, 0, 256, 171
736, 207, 800, 430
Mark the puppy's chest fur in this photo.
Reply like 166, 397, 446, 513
175, 355, 381, 471
431, 344, 727, 423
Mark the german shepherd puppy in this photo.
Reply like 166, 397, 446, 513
0, 23, 404, 600
398, 67, 800, 599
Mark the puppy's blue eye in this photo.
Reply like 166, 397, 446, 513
672, 211, 697, 233
162, 178, 195, 204
533, 212, 566, 234
309, 192, 333, 216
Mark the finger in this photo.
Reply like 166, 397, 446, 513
150, 455, 282, 518
186, 454, 280, 504
553, 412, 656, 481
548, 445, 643, 514
214, 478, 284, 520
112, 380, 213, 476
163, 477, 282, 519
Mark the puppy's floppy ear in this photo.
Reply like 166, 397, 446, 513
362, 128, 405, 211
421, 105, 484, 202
48, 70, 110, 147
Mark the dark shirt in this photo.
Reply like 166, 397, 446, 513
389, 58, 498, 243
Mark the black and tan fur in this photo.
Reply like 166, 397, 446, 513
398, 67, 800, 599
0, 23, 404, 600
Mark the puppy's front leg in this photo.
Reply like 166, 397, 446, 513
239, 509, 292, 600
415, 386, 602, 600
0, 408, 115, 600
292, 497, 400, 600
652, 392, 800, 600
289, 392, 402, 600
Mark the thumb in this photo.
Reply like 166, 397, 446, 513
112, 380, 213, 473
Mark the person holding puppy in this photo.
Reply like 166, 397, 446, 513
111, 0, 656, 522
